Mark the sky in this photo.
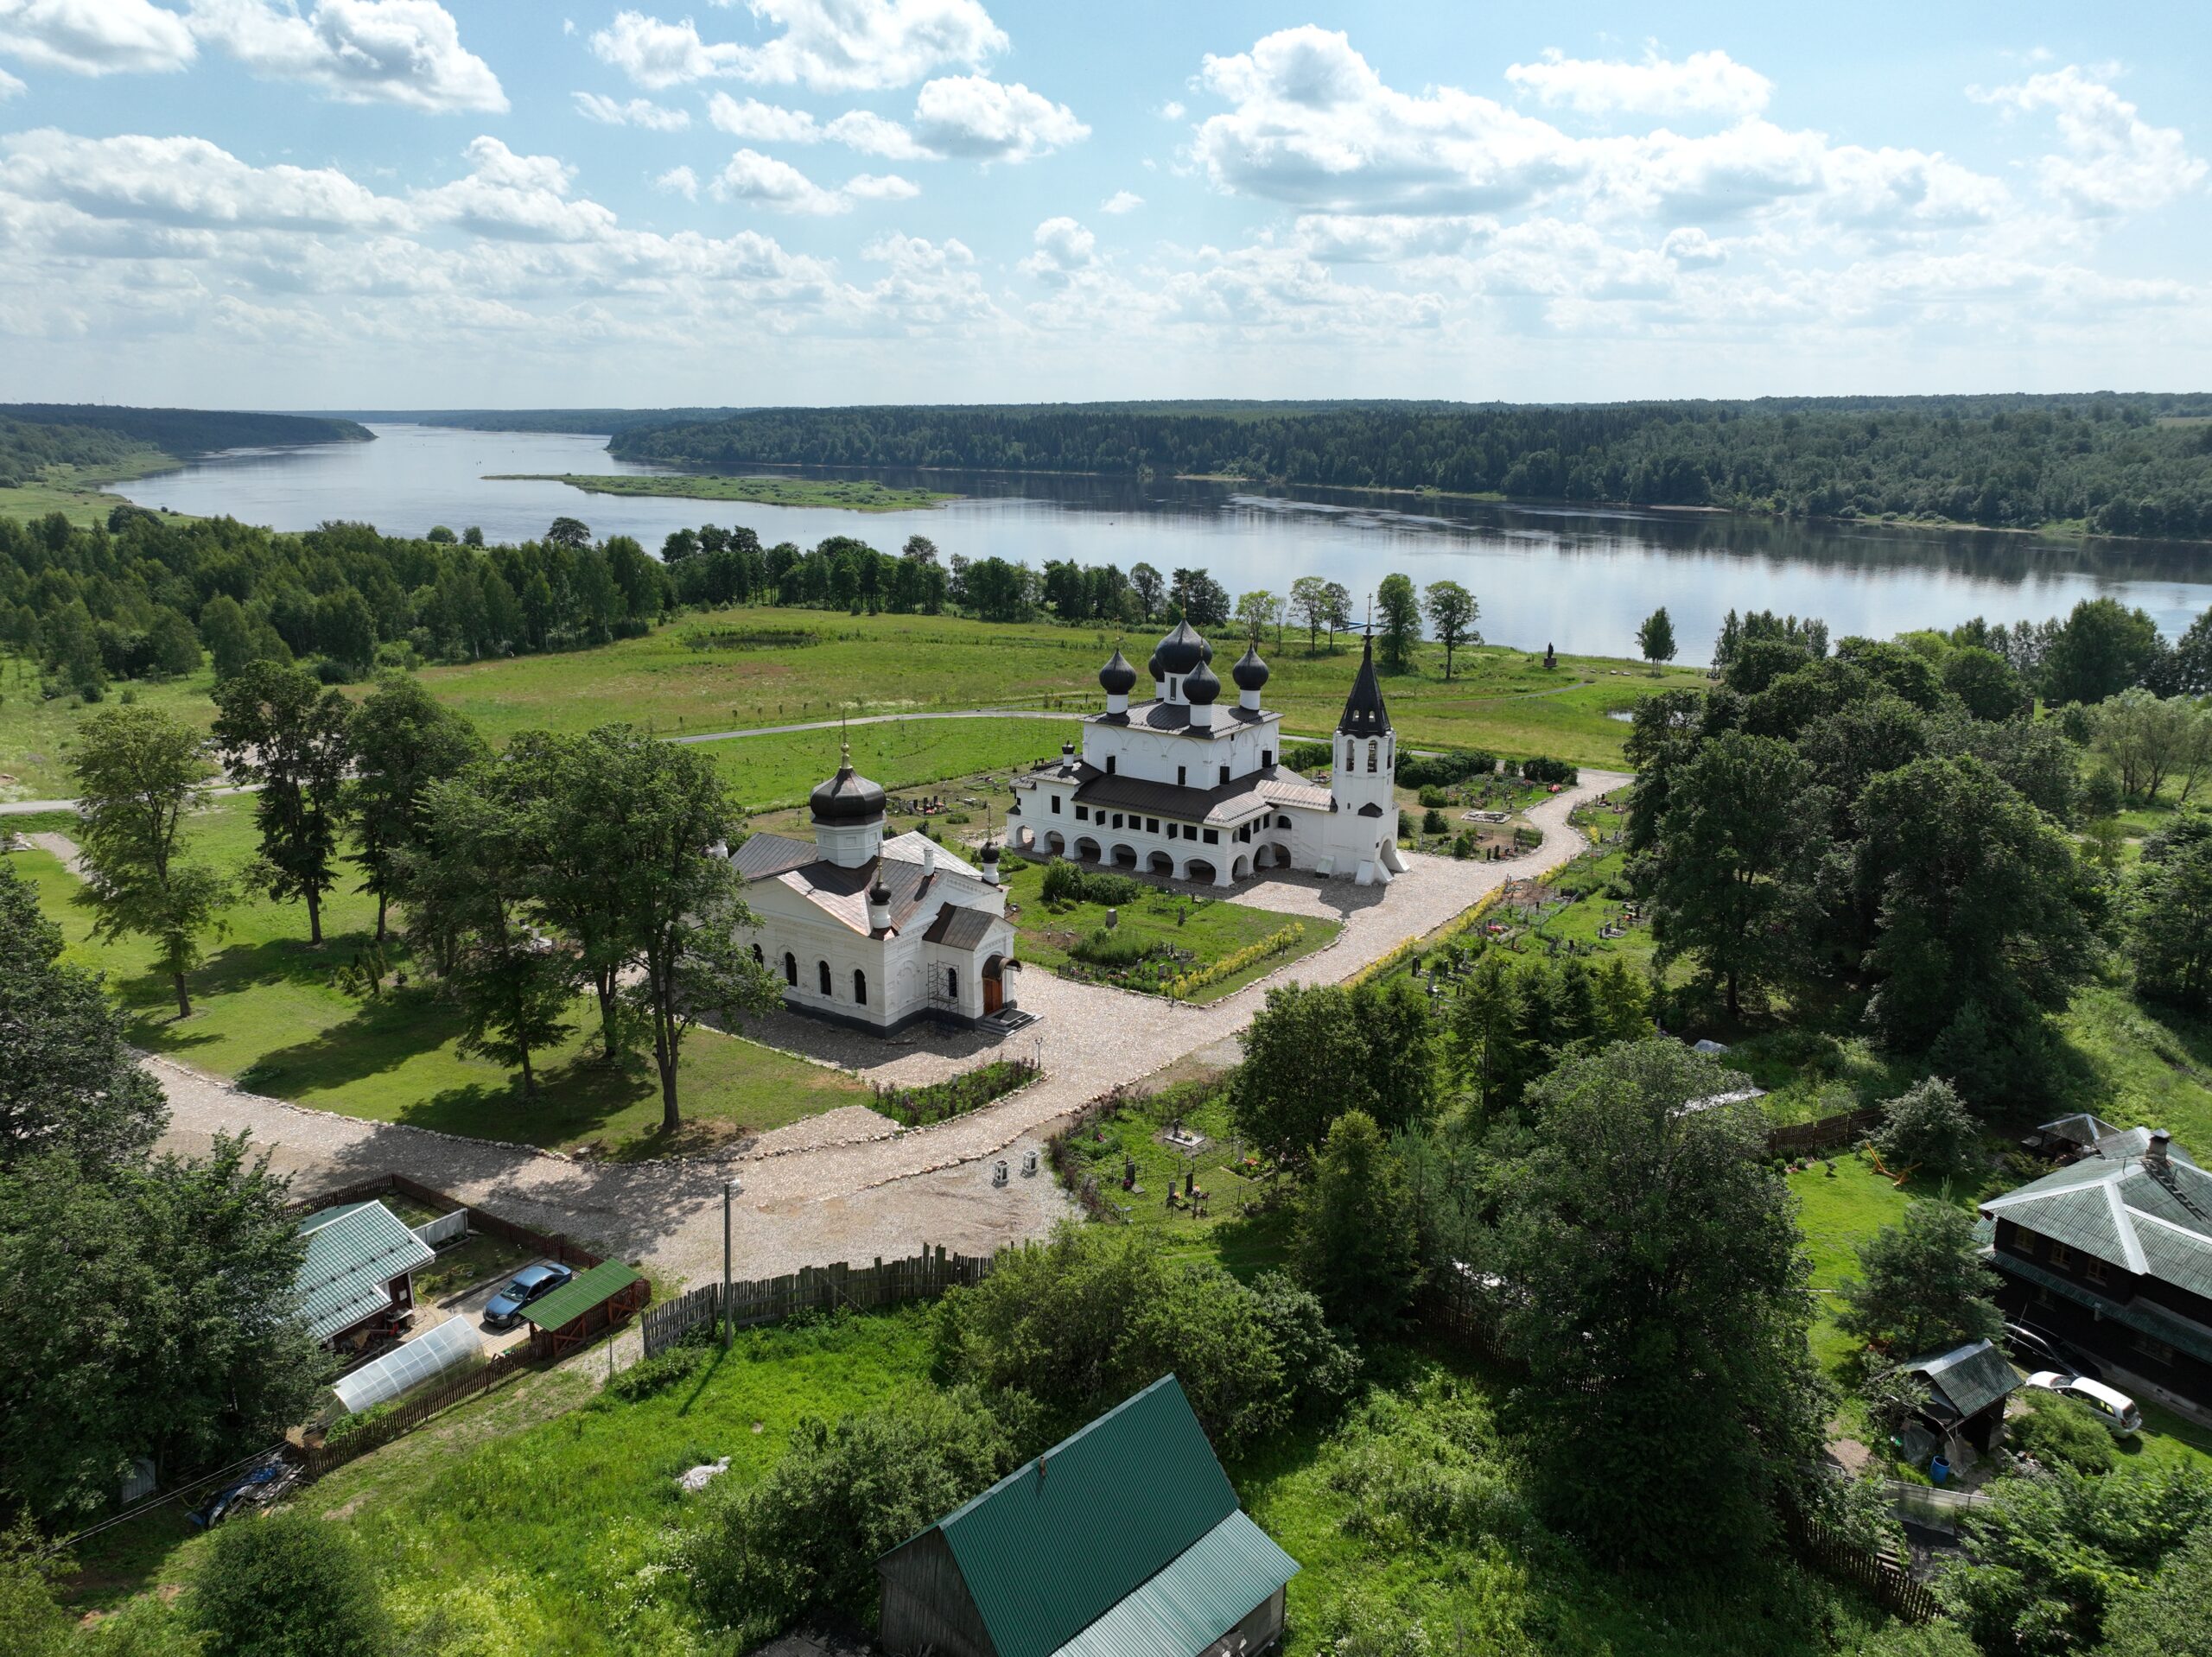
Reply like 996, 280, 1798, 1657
0, 0, 2207, 409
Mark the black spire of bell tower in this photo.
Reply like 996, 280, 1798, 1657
1337, 625, 1391, 737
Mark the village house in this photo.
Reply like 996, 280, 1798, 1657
876, 1374, 1299, 1657
1981, 1125, 2212, 1408
294, 1199, 434, 1355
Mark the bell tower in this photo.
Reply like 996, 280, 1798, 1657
1331, 630, 1395, 816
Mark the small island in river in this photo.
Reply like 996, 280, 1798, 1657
483, 473, 957, 511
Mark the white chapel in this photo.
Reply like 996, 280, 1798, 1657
728, 740, 1020, 1035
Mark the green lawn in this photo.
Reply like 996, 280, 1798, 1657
14, 797, 868, 1159
697, 717, 1078, 813
998, 854, 1338, 1002
0, 449, 185, 530
2054, 979, 2212, 1150
485, 473, 957, 511
0, 660, 219, 802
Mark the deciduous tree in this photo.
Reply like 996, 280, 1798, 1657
1295, 1108, 1420, 1333
1376, 572, 1421, 670
210, 661, 353, 945
1637, 605, 1677, 670
1422, 580, 1479, 680
69, 706, 229, 1018
345, 675, 487, 942
2127, 813, 2212, 1014
1834, 1199, 2004, 1358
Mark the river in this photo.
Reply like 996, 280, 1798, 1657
116, 423, 2212, 658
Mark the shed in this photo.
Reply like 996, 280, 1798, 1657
296, 1201, 435, 1351
876, 1374, 1299, 1657
1904, 1339, 2023, 1457
522, 1260, 650, 1358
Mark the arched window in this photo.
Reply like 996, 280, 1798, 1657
946, 967, 959, 1000
853, 968, 868, 1006
817, 959, 832, 996
1367, 739, 1378, 773
783, 952, 797, 987
752, 943, 763, 965
1345, 739, 1356, 768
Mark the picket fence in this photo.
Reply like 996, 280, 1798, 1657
1790, 1514, 1942, 1623
299, 1347, 533, 1478
642, 1244, 995, 1357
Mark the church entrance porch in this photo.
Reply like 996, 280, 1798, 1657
982, 954, 1007, 1015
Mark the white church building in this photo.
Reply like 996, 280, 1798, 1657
1007, 621, 1408, 889
728, 740, 1020, 1035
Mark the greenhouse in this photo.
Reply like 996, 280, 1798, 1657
332, 1315, 483, 1414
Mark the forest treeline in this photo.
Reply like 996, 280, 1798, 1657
0, 405, 369, 490
609, 394, 2212, 539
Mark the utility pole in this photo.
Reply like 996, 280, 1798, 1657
722, 1177, 740, 1349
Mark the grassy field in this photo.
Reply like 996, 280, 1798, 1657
485, 473, 957, 511
12, 799, 869, 1159
697, 717, 1077, 813
0, 663, 220, 801
67, 1302, 1912, 1656
410, 607, 1688, 767
0, 448, 187, 530
998, 853, 1338, 1002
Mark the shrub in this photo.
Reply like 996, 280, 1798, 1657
875, 1057, 1037, 1127
1249, 1271, 1360, 1419
1417, 785, 1451, 809
1040, 860, 1144, 907
1166, 922, 1304, 999
190, 1510, 387, 1657
598, 1342, 706, 1404
683, 1388, 1013, 1642
932, 1224, 1291, 1453
1421, 808, 1448, 835
1396, 749, 1494, 789
1283, 740, 1334, 773
1872, 1076, 1981, 1179
1522, 756, 1578, 785
2010, 1390, 2117, 1473
1452, 832, 1475, 859
1069, 928, 1152, 968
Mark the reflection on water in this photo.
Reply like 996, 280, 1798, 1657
117, 424, 2212, 657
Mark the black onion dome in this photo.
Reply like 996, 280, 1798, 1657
810, 752, 886, 825
868, 873, 892, 903
981, 841, 1001, 863
1098, 648, 1137, 695
1154, 619, 1209, 675
1232, 643, 1269, 691
1147, 648, 1164, 680
1184, 658, 1222, 705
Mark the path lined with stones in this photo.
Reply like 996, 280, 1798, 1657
152, 769, 1629, 1286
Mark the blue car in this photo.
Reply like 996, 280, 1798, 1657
483, 1262, 573, 1330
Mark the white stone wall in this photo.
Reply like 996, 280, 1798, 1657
1079, 714, 1284, 790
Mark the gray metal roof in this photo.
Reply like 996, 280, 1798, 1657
738, 836, 999, 939
1904, 1339, 2021, 1420
922, 905, 999, 950
1089, 700, 1270, 737
1983, 1132, 2212, 1295
1069, 766, 1330, 828
296, 1201, 434, 1343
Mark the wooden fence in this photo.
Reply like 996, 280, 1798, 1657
299, 1347, 533, 1478
1790, 1514, 1942, 1623
295, 1172, 607, 1271
642, 1244, 996, 1357
1765, 1107, 1884, 1159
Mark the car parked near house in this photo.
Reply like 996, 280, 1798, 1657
2002, 1320, 2104, 1382
2024, 1371, 2142, 1436
482, 1262, 574, 1330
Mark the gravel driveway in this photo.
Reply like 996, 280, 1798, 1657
154, 771, 1629, 1288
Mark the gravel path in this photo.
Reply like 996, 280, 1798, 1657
152, 769, 1629, 1287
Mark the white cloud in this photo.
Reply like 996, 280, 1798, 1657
413, 136, 617, 242
1661, 225, 1726, 266
0, 62, 22, 95
0, 126, 402, 229
912, 74, 1085, 162
1976, 66, 2206, 216
720, 0, 1004, 92
706, 91, 818, 141
1158, 99, 1184, 120
711, 147, 850, 213
824, 108, 927, 159
1294, 212, 1492, 262
575, 91, 691, 130
186, 0, 506, 111
843, 171, 918, 200
1194, 27, 1583, 214
1100, 189, 1142, 214
653, 163, 699, 200
1506, 48, 1772, 120
591, 10, 740, 88
0, 0, 195, 75
1019, 213, 1094, 283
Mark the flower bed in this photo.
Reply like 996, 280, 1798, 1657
872, 1057, 1040, 1127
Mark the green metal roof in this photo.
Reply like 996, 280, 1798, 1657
1982, 1133, 2212, 1292
522, 1260, 641, 1330
1903, 1339, 2022, 1420
295, 1200, 435, 1343
1050, 1511, 1297, 1657
911, 1374, 1279, 1657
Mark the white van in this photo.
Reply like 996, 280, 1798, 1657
2025, 1371, 2144, 1436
